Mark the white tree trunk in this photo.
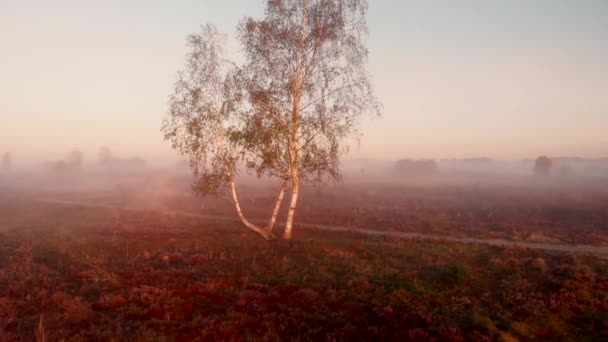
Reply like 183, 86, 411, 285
284, 0, 308, 241
229, 179, 275, 240
284, 89, 302, 240
266, 179, 287, 233
214, 80, 283, 240
283, 174, 299, 240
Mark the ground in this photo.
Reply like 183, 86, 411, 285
0, 188, 607, 341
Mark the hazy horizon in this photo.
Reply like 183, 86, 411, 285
2, 0, 607, 164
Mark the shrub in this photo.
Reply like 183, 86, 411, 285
394, 159, 438, 176
534, 156, 553, 175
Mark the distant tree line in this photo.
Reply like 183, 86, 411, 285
394, 159, 438, 176
46, 150, 84, 174
534, 156, 553, 175
98, 147, 146, 170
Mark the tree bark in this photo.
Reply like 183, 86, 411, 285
284, 171, 299, 240
214, 82, 282, 240
284, 96, 302, 240
229, 179, 275, 240
283, 0, 309, 241
284, 82, 303, 240
266, 179, 287, 233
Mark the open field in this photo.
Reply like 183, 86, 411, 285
169, 182, 608, 247
16, 174, 608, 246
3, 0, 607, 340
1, 184, 607, 341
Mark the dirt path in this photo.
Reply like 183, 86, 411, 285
34, 198, 608, 257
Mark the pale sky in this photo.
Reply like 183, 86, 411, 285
1, 0, 607, 165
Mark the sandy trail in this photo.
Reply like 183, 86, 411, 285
34, 198, 608, 257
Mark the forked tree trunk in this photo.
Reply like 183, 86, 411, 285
227, 170, 287, 240
215, 86, 285, 240
229, 179, 276, 240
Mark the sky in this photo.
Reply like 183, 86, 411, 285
1, 0, 607, 166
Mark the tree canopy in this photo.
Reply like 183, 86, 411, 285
162, 0, 380, 240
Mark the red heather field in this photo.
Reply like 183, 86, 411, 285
1, 180, 607, 341
35, 177, 608, 246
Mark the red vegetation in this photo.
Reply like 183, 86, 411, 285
0, 198, 606, 340
160, 184, 608, 245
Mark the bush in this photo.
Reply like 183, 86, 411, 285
394, 159, 438, 176
534, 156, 553, 175
424, 263, 473, 289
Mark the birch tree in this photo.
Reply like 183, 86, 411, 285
162, 25, 287, 240
239, 0, 380, 239
163, 0, 379, 241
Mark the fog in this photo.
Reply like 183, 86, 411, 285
2, 148, 607, 199
2, 1, 608, 340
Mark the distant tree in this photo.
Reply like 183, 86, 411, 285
163, 0, 380, 240
534, 156, 553, 175
394, 159, 438, 176
99, 146, 113, 166
2, 152, 11, 171
68, 149, 84, 169
98, 147, 146, 170
47, 160, 69, 174
47, 150, 84, 174
462, 157, 493, 163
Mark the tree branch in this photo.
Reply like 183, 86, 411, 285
300, 82, 360, 112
